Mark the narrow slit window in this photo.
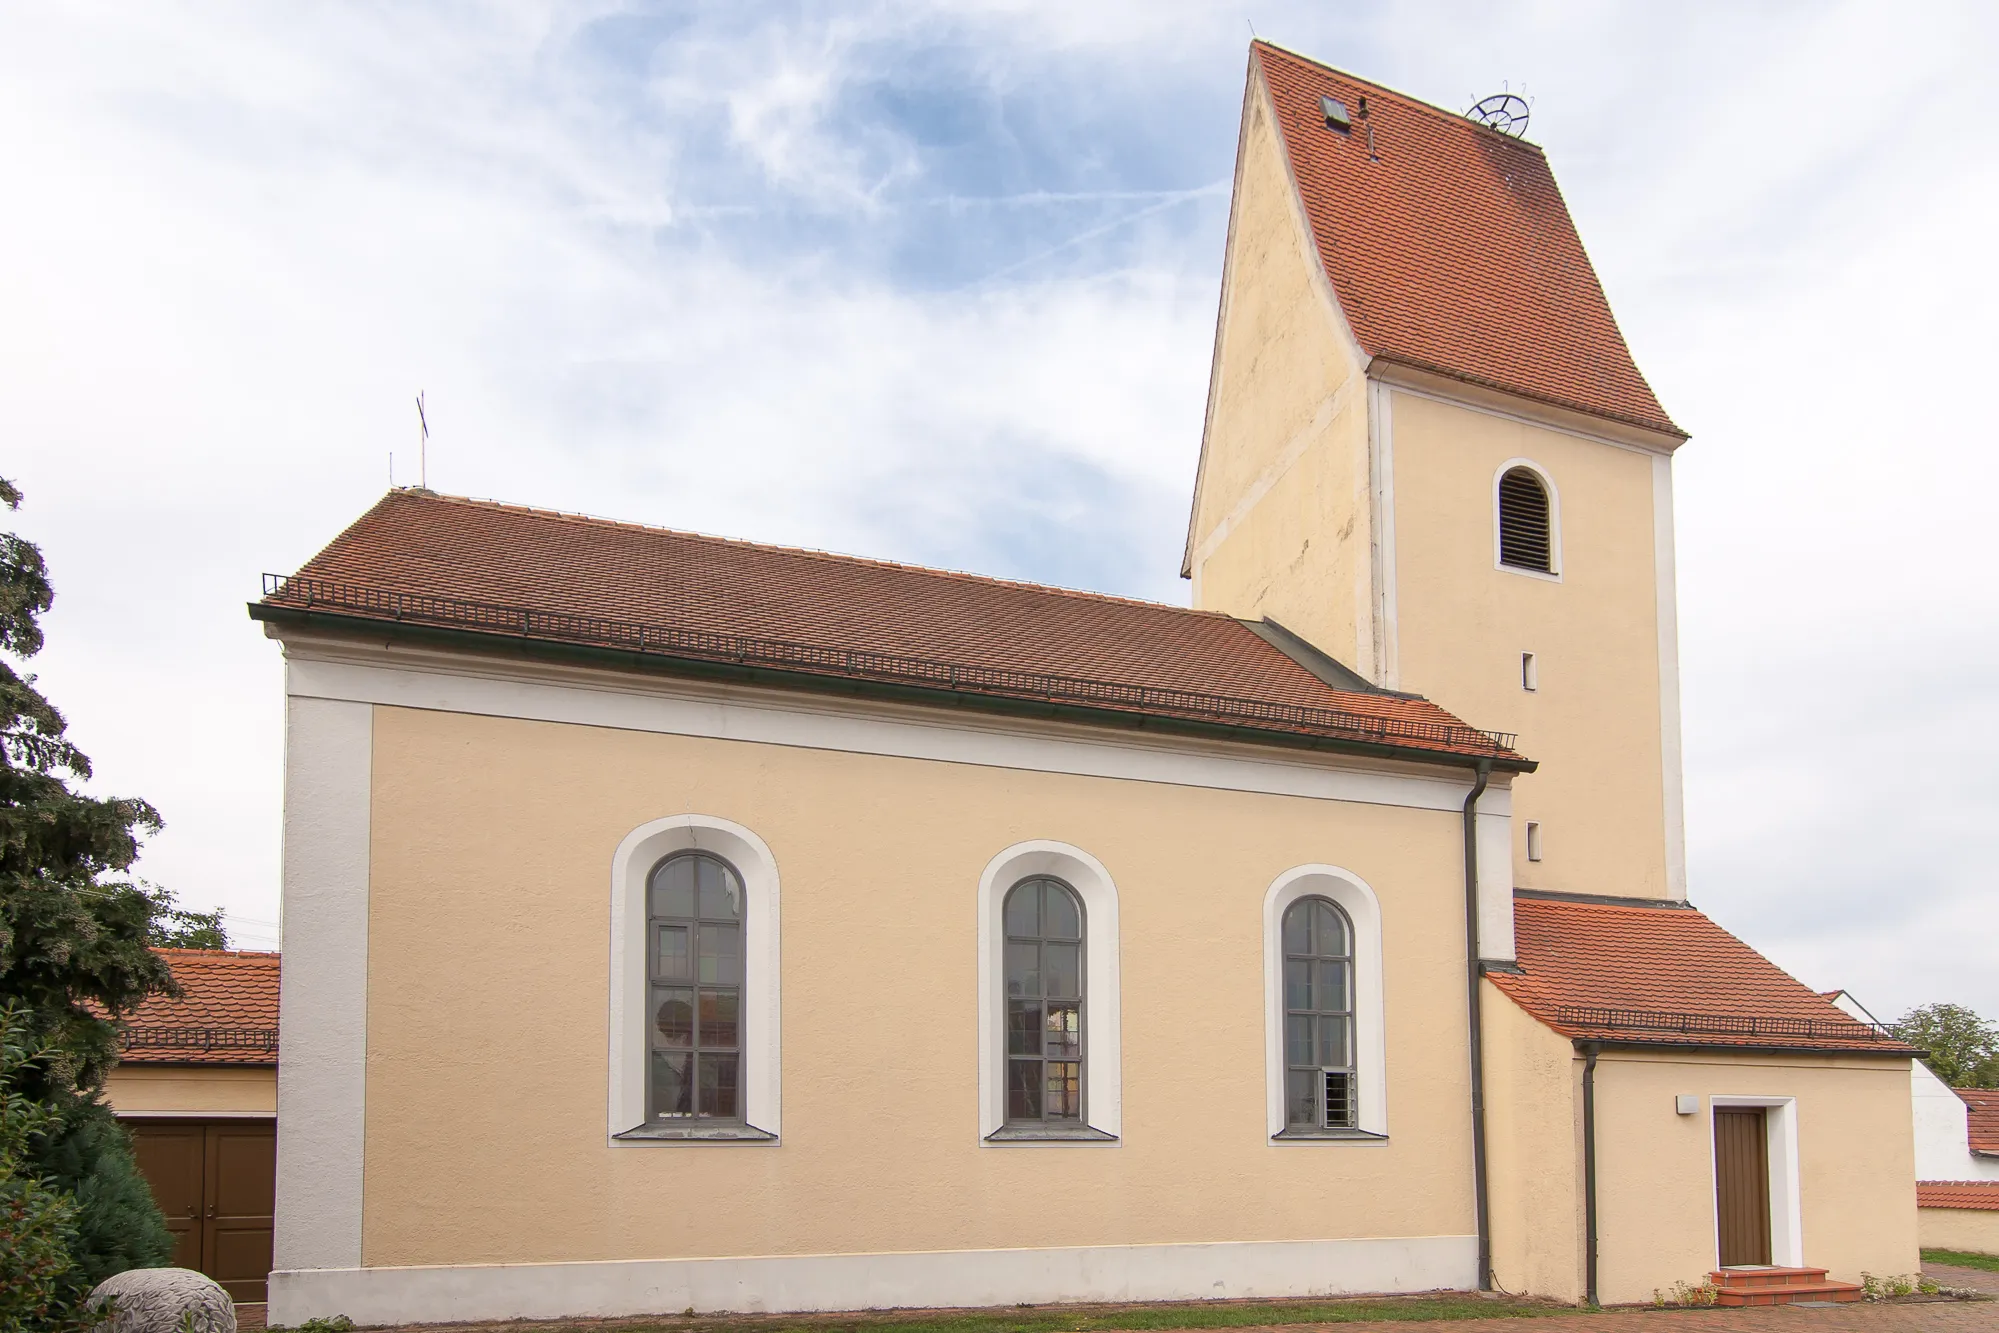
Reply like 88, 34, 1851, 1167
1525, 822, 1544, 863
1498, 467, 1554, 573
1282, 896, 1356, 1131
646, 852, 744, 1124
1521, 652, 1538, 692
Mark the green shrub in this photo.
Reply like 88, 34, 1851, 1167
0, 1006, 99, 1332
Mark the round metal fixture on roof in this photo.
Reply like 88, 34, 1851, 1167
1467, 93, 1530, 137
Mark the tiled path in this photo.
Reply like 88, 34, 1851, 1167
236, 1298, 1998, 1333
1928, 1261, 1999, 1297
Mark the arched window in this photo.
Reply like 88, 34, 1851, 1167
646, 852, 744, 1123
1497, 466, 1554, 573
1282, 895, 1355, 1131
1003, 876, 1085, 1126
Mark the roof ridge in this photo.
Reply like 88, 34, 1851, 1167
153, 947, 279, 959
388, 490, 1239, 620
1249, 39, 1547, 153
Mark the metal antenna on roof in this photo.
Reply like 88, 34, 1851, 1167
415, 391, 429, 491
1245, 17, 1256, 38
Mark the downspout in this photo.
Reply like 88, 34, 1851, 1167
1582, 1042, 1601, 1307
1462, 758, 1493, 1292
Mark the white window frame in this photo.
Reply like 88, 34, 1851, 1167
608, 815, 781, 1143
1263, 865, 1388, 1140
1708, 1095, 1804, 1268
1492, 457, 1563, 582
976, 840, 1121, 1144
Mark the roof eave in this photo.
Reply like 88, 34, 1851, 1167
1566, 1035, 1919, 1060
252, 602, 1534, 775
1366, 356, 1688, 451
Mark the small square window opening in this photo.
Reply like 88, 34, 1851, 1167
1521, 652, 1537, 692
1525, 822, 1543, 863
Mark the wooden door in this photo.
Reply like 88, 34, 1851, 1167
203, 1122, 276, 1302
1714, 1107, 1772, 1266
127, 1120, 275, 1303
130, 1123, 204, 1271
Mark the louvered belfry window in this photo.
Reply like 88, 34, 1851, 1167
1498, 467, 1554, 572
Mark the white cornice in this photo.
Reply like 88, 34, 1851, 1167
1368, 361, 1687, 457
277, 635, 1507, 816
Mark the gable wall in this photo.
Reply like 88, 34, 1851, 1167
1187, 74, 1373, 667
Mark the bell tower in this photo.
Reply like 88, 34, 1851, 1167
1187, 43, 1690, 900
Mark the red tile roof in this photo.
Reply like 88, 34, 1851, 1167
118, 949, 279, 1066
1491, 895, 1917, 1053
1959, 1088, 1999, 1156
1917, 1181, 1999, 1211
257, 490, 1525, 766
1252, 43, 1682, 439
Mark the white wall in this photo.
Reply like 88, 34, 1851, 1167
1829, 990, 1999, 1183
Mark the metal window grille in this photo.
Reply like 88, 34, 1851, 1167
1498, 469, 1553, 572
1283, 896, 1356, 1130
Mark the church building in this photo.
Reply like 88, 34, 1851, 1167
256, 43, 1919, 1325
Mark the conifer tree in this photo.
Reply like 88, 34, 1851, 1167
0, 477, 175, 1289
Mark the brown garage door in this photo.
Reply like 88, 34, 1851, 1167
128, 1120, 275, 1303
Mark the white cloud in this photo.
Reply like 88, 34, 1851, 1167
0, 0, 1991, 1022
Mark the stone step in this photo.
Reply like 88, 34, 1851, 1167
1713, 1281, 1864, 1307
1709, 1266, 1831, 1289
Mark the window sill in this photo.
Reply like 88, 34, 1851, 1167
1271, 1127, 1388, 1143
614, 1122, 777, 1143
984, 1123, 1118, 1144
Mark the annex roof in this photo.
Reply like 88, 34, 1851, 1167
255, 490, 1524, 768
1917, 1181, 1999, 1211
1959, 1087, 1999, 1157
1251, 42, 1682, 439
1491, 894, 1917, 1055
118, 949, 279, 1067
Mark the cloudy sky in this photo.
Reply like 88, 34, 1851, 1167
2, 2, 1993, 1018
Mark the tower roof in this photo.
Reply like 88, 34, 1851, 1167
1252, 42, 1682, 439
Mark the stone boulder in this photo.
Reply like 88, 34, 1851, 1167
88, 1268, 236, 1333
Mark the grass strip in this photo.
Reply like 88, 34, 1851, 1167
1924, 1247, 1999, 1274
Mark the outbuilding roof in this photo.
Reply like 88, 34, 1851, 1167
1491, 893, 1917, 1055
1959, 1087, 1999, 1157
1251, 42, 1682, 439
254, 490, 1526, 768
1917, 1181, 1999, 1211
118, 949, 280, 1067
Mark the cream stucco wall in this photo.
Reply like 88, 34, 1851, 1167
1590, 1050, 1917, 1305
359, 702, 1481, 1270
104, 1063, 277, 1117
1482, 984, 1584, 1302
1919, 1207, 1999, 1255
1387, 391, 1669, 898
1187, 72, 1373, 668
1482, 991, 1918, 1304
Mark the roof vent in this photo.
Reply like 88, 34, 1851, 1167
1319, 96, 1352, 133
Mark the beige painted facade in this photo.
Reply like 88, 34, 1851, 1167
1919, 1207, 1999, 1255
1483, 986, 1917, 1304
1185, 68, 1374, 672
1482, 978, 1584, 1300
359, 701, 1481, 1268
1386, 392, 1671, 898
104, 1063, 277, 1117
1183, 65, 1680, 901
